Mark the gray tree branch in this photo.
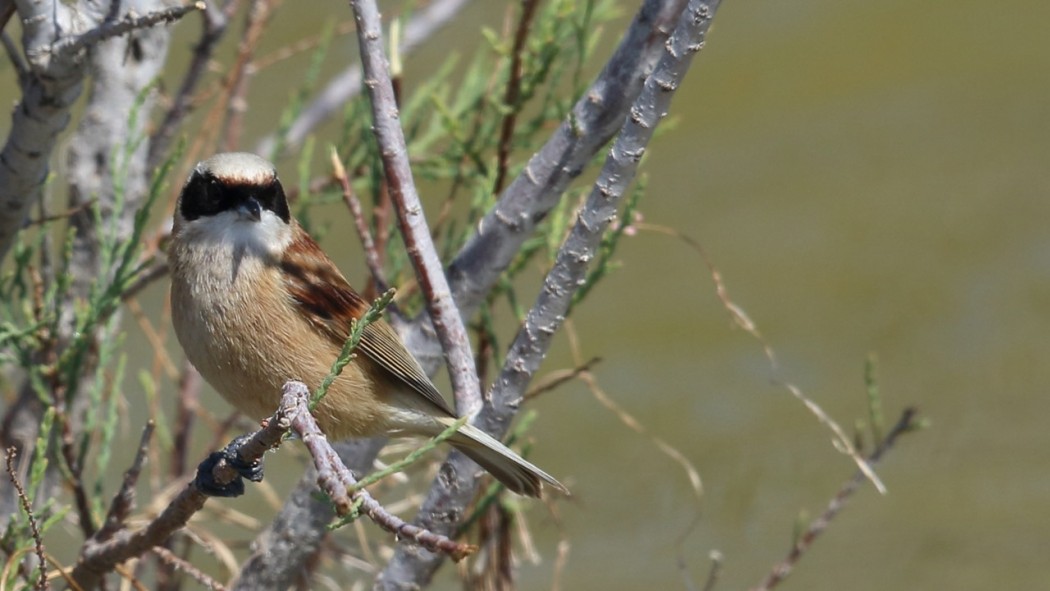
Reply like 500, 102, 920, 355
0, 0, 198, 262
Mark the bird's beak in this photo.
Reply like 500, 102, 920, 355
237, 196, 262, 222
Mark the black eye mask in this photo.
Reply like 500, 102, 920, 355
179, 171, 290, 225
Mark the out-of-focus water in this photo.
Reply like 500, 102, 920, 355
4, 0, 1047, 589
534, 1, 1050, 589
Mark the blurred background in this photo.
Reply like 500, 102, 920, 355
4, 0, 1048, 589
549, 1, 1049, 589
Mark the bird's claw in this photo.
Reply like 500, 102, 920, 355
194, 434, 265, 497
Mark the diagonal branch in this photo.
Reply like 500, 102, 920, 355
751, 408, 922, 591
348, 0, 482, 416
148, 0, 241, 170
70, 390, 296, 590
492, 0, 541, 195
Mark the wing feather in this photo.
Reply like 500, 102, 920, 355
277, 227, 455, 417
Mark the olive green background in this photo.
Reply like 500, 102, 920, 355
4, 1, 1047, 589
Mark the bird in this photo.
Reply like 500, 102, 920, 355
168, 152, 565, 497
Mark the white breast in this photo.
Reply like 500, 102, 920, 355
169, 210, 295, 419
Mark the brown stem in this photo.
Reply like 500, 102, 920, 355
96, 423, 154, 544
5, 447, 49, 591
149, 0, 242, 170
331, 149, 388, 292
751, 408, 921, 591
221, 0, 279, 151
492, 0, 540, 195
70, 392, 292, 589
172, 362, 202, 479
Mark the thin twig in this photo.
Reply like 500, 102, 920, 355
57, 405, 98, 539
550, 538, 572, 591
636, 221, 887, 493
751, 407, 921, 591
5, 447, 49, 591
492, 0, 540, 195
151, 546, 228, 591
580, 370, 703, 502
523, 357, 602, 401
96, 422, 156, 543
700, 550, 724, 591
563, 319, 704, 520
22, 198, 98, 227
222, 0, 279, 151
373, 181, 392, 282
330, 147, 388, 292
254, 19, 356, 70
54, 2, 204, 57
172, 362, 202, 478
149, 0, 241, 170
126, 298, 180, 379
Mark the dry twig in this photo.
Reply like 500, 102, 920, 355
5, 447, 49, 590
330, 148, 388, 292
751, 408, 921, 591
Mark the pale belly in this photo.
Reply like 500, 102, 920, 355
169, 248, 391, 439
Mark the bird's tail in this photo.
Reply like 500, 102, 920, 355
438, 417, 567, 497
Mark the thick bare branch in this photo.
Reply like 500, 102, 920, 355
348, 0, 482, 416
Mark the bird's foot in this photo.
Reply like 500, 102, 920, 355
194, 434, 265, 497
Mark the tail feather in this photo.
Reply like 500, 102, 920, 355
442, 419, 567, 497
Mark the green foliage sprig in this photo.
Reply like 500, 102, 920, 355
311, 288, 397, 409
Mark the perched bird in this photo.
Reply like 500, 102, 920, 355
169, 152, 564, 497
